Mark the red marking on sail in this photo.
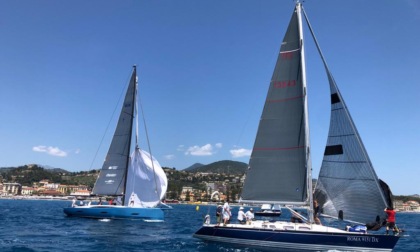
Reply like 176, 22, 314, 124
281, 52, 294, 59
273, 80, 296, 88
280, 48, 300, 60
267, 95, 303, 103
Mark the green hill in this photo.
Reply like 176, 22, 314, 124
184, 160, 247, 174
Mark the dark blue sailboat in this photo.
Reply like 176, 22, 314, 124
64, 66, 168, 221
194, 2, 399, 251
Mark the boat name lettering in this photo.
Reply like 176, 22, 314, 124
273, 80, 296, 88
347, 236, 379, 243
108, 166, 118, 170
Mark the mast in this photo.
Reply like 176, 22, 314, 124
296, 2, 314, 224
122, 65, 137, 205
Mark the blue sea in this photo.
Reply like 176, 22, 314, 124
0, 199, 418, 252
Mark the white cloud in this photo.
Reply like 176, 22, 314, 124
164, 154, 175, 160
185, 144, 214, 156
230, 148, 252, 158
33, 145, 68, 157
215, 143, 223, 148
177, 145, 185, 151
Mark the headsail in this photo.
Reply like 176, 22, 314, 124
92, 69, 137, 196
124, 148, 168, 208
304, 7, 391, 224
241, 4, 311, 205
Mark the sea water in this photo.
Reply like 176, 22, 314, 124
0, 199, 418, 252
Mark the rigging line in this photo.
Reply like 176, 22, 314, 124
138, 86, 160, 198
89, 69, 133, 172
319, 213, 365, 225
303, 6, 388, 208
90, 69, 134, 198
88, 68, 133, 172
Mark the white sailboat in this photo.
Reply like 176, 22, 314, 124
194, 2, 399, 251
64, 66, 168, 220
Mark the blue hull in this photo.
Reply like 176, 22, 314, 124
63, 206, 164, 220
194, 225, 399, 251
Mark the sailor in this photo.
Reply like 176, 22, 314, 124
222, 201, 231, 226
237, 207, 246, 224
215, 205, 223, 226
245, 208, 254, 224
384, 207, 398, 235
313, 200, 322, 225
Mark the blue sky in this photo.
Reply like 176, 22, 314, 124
0, 0, 419, 195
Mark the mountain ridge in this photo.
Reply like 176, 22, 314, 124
183, 160, 247, 174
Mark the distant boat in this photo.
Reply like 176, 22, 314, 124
254, 204, 281, 217
64, 66, 168, 221
194, 2, 399, 251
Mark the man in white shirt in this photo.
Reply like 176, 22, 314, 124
222, 201, 231, 225
237, 206, 246, 224
245, 208, 255, 224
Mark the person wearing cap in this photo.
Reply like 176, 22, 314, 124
237, 206, 246, 224
245, 208, 255, 224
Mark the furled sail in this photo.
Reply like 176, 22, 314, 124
124, 148, 168, 208
92, 70, 136, 196
241, 5, 310, 204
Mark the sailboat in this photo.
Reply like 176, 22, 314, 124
194, 2, 400, 251
64, 66, 168, 221
254, 204, 282, 217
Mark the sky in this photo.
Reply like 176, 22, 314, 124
0, 0, 419, 195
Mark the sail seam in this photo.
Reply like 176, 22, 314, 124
267, 95, 303, 103
318, 176, 375, 181
280, 48, 300, 54
254, 146, 304, 151
328, 134, 355, 138
322, 160, 367, 164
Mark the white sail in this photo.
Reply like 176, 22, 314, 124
124, 148, 168, 208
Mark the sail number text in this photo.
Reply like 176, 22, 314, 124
273, 80, 296, 88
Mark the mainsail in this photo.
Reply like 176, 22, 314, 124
92, 69, 136, 196
241, 5, 311, 205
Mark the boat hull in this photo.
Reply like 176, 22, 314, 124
63, 205, 164, 220
193, 224, 399, 251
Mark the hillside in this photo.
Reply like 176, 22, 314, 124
184, 160, 247, 174
183, 163, 204, 171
